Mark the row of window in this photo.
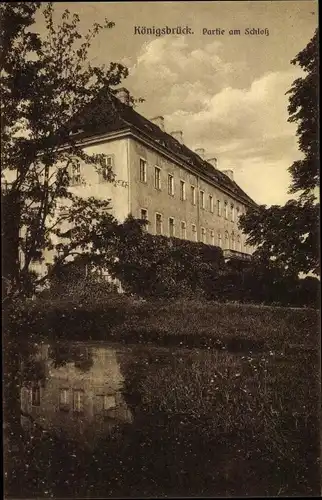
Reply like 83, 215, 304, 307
70, 156, 243, 223
70, 156, 113, 185
30, 386, 116, 413
140, 158, 241, 221
140, 209, 243, 249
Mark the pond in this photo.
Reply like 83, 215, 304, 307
4, 340, 320, 498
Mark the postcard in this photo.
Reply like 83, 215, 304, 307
2, 1, 319, 498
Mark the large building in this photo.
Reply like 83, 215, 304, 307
64, 87, 256, 260
3, 86, 256, 281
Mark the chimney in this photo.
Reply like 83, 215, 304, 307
115, 87, 130, 105
195, 148, 205, 159
170, 130, 184, 144
151, 116, 165, 132
207, 157, 218, 169
222, 169, 234, 181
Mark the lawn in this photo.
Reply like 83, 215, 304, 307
9, 296, 319, 353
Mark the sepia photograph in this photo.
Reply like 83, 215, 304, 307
1, 1, 320, 498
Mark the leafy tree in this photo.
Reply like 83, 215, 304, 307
1, 0, 136, 470
240, 197, 319, 276
287, 29, 319, 195
1, 2, 132, 301
239, 29, 319, 276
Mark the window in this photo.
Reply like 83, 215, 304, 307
99, 156, 113, 183
139, 158, 147, 183
169, 217, 175, 237
95, 394, 116, 415
217, 199, 222, 216
237, 234, 241, 251
236, 206, 240, 222
168, 174, 174, 196
224, 201, 228, 219
140, 208, 148, 230
225, 231, 229, 249
31, 385, 40, 406
103, 394, 116, 410
191, 185, 196, 205
73, 389, 84, 412
71, 161, 81, 186
231, 232, 235, 250
181, 221, 187, 239
218, 232, 222, 248
59, 388, 70, 411
154, 167, 161, 190
180, 180, 186, 201
231, 204, 235, 222
201, 227, 206, 243
210, 229, 215, 245
200, 190, 205, 209
141, 208, 147, 219
155, 213, 163, 235
209, 195, 214, 213
192, 224, 197, 241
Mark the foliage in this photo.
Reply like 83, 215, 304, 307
95, 215, 318, 306
1, 2, 132, 299
239, 196, 320, 276
239, 29, 319, 276
217, 257, 320, 307
109, 215, 225, 298
287, 28, 319, 195
291, 275, 321, 307
42, 261, 118, 300
1, 1, 136, 463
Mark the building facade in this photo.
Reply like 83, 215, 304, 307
3, 87, 256, 281
64, 88, 256, 258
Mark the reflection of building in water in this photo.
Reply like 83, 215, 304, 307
21, 344, 132, 445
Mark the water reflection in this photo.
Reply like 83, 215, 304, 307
20, 343, 132, 446
5, 341, 319, 498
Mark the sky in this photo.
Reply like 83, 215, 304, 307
35, 1, 318, 206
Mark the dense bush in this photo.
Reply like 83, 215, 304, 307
11, 213, 317, 308
40, 260, 119, 301
111, 218, 225, 299
108, 218, 320, 307
213, 259, 320, 308
289, 276, 321, 307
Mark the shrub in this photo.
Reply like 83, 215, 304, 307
109, 218, 319, 307
111, 225, 225, 299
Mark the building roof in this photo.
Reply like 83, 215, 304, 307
70, 90, 257, 207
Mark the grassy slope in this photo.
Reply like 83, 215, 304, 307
16, 297, 319, 352
111, 299, 319, 351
